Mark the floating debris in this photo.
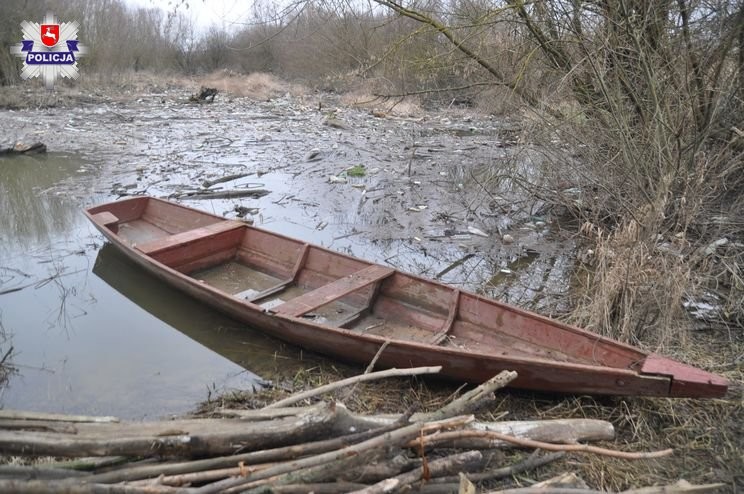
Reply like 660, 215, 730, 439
467, 226, 489, 238
0, 141, 47, 155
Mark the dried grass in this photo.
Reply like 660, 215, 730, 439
569, 220, 691, 348
199, 71, 305, 100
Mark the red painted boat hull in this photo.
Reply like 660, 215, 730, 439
84, 197, 728, 398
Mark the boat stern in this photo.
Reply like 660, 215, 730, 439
641, 354, 729, 398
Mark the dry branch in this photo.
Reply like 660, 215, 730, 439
428, 451, 565, 484
425, 370, 516, 421
192, 416, 469, 494
348, 450, 483, 494
264, 366, 442, 409
174, 189, 269, 200
272, 482, 369, 493
0, 480, 178, 493
413, 430, 672, 459
84, 413, 412, 484
0, 465, 91, 480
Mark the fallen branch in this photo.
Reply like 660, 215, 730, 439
0, 465, 90, 480
272, 482, 369, 493
348, 450, 483, 494
426, 370, 517, 421
428, 451, 565, 484
174, 188, 270, 200
413, 430, 672, 459
264, 366, 442, 409
192, 416, 469, 494
201, 173, 251, 188
0, 480, 178, 494
620, 481, 728, 494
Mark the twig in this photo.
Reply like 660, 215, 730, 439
435, 253, 476, 279
264, 366, 442, 409
0, 346, 14, 366
0, 269, 85, 296
365, 341, 390, 374
412, 430, 673, 459
338, 340, 392, 403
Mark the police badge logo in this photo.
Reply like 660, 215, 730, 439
10, 12, 87, 89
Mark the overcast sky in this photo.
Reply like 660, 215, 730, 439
123, 0, 255, 31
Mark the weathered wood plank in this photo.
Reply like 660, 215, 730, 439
135, 221, 246, 255
274, 265, 395, 317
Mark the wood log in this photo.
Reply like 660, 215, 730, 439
85, 409, 413, 484
271, 482, 369, 493
0, 403, 342, 458
0, 419, 78, 434
0, 480, 178, 493
347, 450, 484, 494
0, 410, 118, 423
0, 465, 90, 480
44, 457, 129, 472
339, 414, 614, 446
339, 454, 419, 483
193, 415, 470, 494
428, 451, 565, 484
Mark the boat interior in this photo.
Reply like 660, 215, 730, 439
88, 197, 647, 370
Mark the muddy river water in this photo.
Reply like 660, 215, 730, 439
0, 90, 573, 418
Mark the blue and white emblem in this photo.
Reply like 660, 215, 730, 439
10, 12, 87, 89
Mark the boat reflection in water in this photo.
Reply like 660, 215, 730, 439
93, 243, 325, 385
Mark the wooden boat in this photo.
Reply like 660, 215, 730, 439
85, 197, 728, 398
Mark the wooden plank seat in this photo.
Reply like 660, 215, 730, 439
135, 220, 246, 255
273, 265, 395, 318
91, 212, 120, 233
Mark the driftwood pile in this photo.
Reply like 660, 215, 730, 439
0, 141, 47, 155
0, 369, 725, 493
189, 87, 219, 103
